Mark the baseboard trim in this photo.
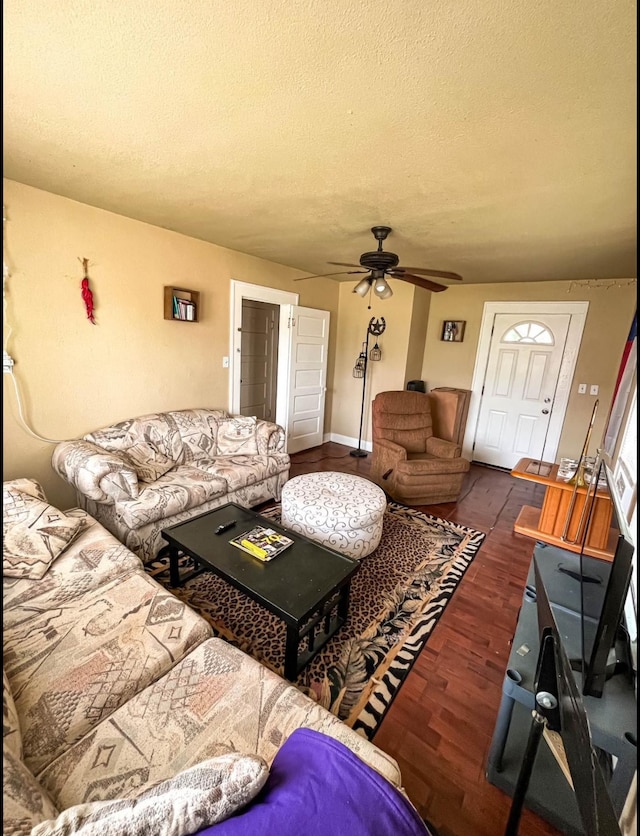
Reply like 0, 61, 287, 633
325, 432, 373, 452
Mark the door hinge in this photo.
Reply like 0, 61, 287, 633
289, 317, 296, 328
481, 385, 485, 395
472, 441, 476, 451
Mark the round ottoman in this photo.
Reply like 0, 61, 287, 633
281, 472, 386, 560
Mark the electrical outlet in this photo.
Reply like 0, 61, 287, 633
577, 383, 587, 394
222, 356, 229, 368
3, 350, 14, 373
590, 384, 599, 396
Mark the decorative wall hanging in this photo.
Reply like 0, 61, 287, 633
441, 320, 465, 342
79, 257, 96, 324
351, 317, 386, 458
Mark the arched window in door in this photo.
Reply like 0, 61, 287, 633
502, 321, 554, 344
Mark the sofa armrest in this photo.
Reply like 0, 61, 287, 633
52, 440, 140, 503
255, 420, 287, 455
426, 436, 462, 459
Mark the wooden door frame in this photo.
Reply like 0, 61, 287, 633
229, 281, 299, 430
463, 301, 589, 464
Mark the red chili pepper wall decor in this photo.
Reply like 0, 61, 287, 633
79, 257, 96, 324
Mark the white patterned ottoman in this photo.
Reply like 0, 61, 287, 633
281, 472, 387, 560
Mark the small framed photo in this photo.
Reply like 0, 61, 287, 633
441, 320, 466, 342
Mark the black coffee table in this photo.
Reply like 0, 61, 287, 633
161, 502, 360, 681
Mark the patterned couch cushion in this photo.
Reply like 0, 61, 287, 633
195, 455, 287, 493
121, 442, 174, 483
216, 417, 259, 455
32, 754, 268, 836
3, 511, 142, 628
38, 638, 400, 809
3, 669, 22, 760
113, 466, 229, 530
3, 478, 47, 503
3, 493, 86, 580
3, 744, 59, 836
169, 409, 229, 463
3, 571, 212, 776
84, 413, 184, 463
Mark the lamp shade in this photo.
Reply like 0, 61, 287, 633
374, 279, 393, 300
353, 278, 372, 297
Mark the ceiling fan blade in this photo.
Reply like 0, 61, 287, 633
294, 269, 369, 282
392, 272, 448, 293
393, 266, 463, 281
326, 261, 365, 269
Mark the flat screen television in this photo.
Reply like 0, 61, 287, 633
528, 556, 623, 835
579, 451, 636, 699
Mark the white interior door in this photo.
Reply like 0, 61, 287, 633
473, 314, 572, 468
229, 281, 299, 431
286, 305, 330, 453
239, 300, 279, 420
229, 282, 330, 453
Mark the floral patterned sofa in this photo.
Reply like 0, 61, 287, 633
51, 408, 291, 563
3, 478, 407, 835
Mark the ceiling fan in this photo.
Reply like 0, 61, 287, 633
295, 226, 462, 298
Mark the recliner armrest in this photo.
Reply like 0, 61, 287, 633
52, 440, 140, 503
426, 436, 462, 459
374, 438, 407, 461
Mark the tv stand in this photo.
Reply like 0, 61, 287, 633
486, 543, 637, 834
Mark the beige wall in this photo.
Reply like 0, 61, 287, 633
422, 282, 637, 460
330, 281, 417, 446
3, 178, 635, 510
404, 287, 431, 386
2, 179, 339, 508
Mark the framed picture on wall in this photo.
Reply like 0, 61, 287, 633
441, 320, 465, 342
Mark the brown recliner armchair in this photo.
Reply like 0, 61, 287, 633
371, 390, 471, 505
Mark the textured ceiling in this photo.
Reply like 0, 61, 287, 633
3, 0, 637, 286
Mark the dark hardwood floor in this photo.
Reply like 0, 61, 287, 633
288, 442, 559, 836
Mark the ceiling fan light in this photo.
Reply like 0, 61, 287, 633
353, 278, 371, 297
374, 279, 393, 300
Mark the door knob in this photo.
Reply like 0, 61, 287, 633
542, 409, 549, 414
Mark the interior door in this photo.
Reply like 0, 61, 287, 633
473, 313, 571, 468
286, 305, 330, 453
239, 300, 279, 420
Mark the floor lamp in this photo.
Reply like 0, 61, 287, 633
350, 317, 386, 458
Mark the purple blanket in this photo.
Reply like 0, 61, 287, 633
196, 728, 430, 836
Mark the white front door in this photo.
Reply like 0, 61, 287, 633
473, 313, 572, 468
286, 305, 330, 453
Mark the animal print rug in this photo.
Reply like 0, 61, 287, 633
146, 501, 485, 739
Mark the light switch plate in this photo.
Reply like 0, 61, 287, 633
590, 384, 599, 395
578, 383, 587, 394
222, 356, 229, 368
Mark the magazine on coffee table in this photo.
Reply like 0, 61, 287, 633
229, 525, 294, 562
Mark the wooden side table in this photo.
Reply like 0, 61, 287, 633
510, 457, 615, 561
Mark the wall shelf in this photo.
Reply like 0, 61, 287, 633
164, 286, 200, 322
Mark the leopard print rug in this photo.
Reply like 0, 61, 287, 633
147, 501, 485, 739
